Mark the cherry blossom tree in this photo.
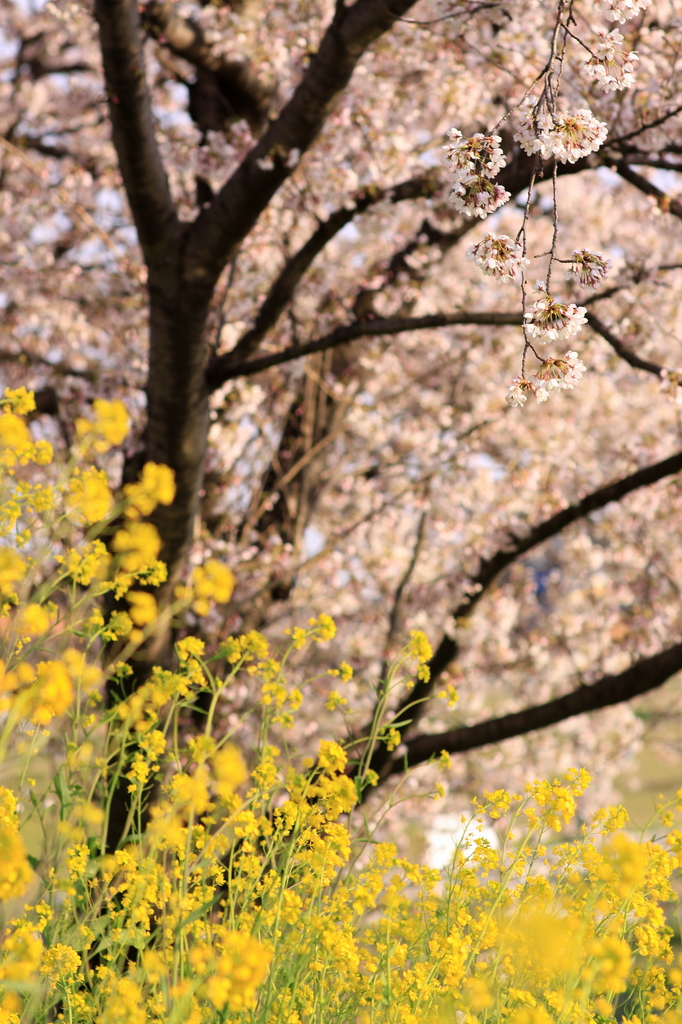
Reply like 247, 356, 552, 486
2, 0, 682, 836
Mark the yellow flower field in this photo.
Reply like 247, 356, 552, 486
0, 388, 681, 1024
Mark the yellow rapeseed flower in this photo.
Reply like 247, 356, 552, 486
0, 822, 32, 902
0, 411, 32, 467
501, 903, 583, 984
170, 766, 211, 816
39, 943, 81, 991
67, 466, 114, 525
0, 923, 43, 982
30, 660, 74, 725
312, 774, 358, 818
201, 932, 272, 1012
177, 636, 205, 662
15, 602, 54, 637
0, 549, 26, 601
58, 539, 111, 586
192, 558, 235, 616
75, 398, 129, 454
586, 935, 632, 994
126, 591, 158, 627
98, 976, 146, 1024
309, 612, 336, 642
317, 740, 347, 774
66, 845, 89, 879
3, 387, 36, 416
111, 521, 162, 572
408, 628, 433, 663
213, 745, 248, 799
123, 461, 176, 519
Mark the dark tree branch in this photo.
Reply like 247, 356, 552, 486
0, 346, 96, 381
185, 0, 424, 295
583, 262, 682, 308
616, 162, 682, 219
362, 448, 682, 779
389, 640, 682, 773
209, 294, 682, 393
16, 33, 92, 80
613, 155, 682, 172
207, 150, 614, 391
146, 0, 273, 131
608, 104, 682, 147
207, 311, 522, 389
94, 0, 180, 258
222, 173, 442, 367
586, 312, 669, 378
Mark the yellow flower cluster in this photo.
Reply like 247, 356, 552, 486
67, 466, 114, 525
0, 787, 31, 901
111, 521, 161, 572
191, 930, 272, 1011
123, 462, 176, 519
30, 659, 75, 725
0, 549, 26, 614
0, 395, 185, 670
74, 398, 129, 454
408, 628, 432, 681
39, 943, 81, 991
0, 657, 76, 723
191, 558, 235, 616
0, 409, 52, 469
57, 539, 111, 586
1, 629, 682, 1024
3, 387, 36, 416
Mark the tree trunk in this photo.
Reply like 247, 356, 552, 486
106, 258, 216, 850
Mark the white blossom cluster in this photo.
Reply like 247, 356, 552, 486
514, 107, 608, 164
444, 130, 506, 177
524, 287, 588, 342
506, 351, 586, 407
582, 30, 638, 91
449, 174, 511, 219
599, 0, 651, 23
505, 376, 549, 407
535, 351, 586, 390
466, 233, 528, 281
444, 129, 511, 218
565, 249, 612, 289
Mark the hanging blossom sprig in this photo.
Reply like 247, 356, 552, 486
524, 282, 588, 342
444, 129, 511, 218
535, 350, 586, 390
466, 234, 529, 282
582, 29, 638, 92
514, 105, 608, 164
506, 376, 550, 407
497, 0, 635, 411
444, 130, 506, 176
565, 249, 612, 289
506, 351, 586, 407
